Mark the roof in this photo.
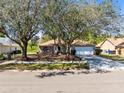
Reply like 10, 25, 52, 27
39, 40, 55, 46
96, 41, 104, 47
116, 42, 124, 48
39, 39, 64, 46
97, 38, 124, 47
107, 38, 124, 46
72, 40, 94, 46
39, 39, 94, 47
0, 37, 19, 47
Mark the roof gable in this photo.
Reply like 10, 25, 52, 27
97, 38, 124, 47
107, 38, 124, 46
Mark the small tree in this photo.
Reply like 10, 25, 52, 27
0, 0, 42, 60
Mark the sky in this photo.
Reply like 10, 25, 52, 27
115, 0, 124, 15
97, 0, 124, 15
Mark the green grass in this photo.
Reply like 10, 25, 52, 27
27, 45, 38, 54
0, 54, 5, 60
99, 54, 124, 61
0, 63, 89, 70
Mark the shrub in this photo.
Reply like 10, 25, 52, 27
0, 54, 5, 60
95, 48, 102, 55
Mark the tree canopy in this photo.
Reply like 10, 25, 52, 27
41, 0, 119, 53
0, 0, 120, 59
0, 0, 42, 60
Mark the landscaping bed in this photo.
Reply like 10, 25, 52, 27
0, 54, 5, 60
99, 54, 124, 61
15, 53, 81, 62
0, 63, 89, 71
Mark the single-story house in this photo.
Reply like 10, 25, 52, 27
39, 39, 95, 56
97, 38, 124, 56
0, 37, 19, 54
39, 40, 60, 54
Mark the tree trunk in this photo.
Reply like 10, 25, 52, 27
21, 42, 28, 60
66, 44, 71, 61
58, 37, 61, 54
53, 39, 56, 55
66, 44, 70, 54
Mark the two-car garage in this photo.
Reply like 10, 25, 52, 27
75, 46, 94, 56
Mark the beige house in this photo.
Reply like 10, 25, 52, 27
97, 38, 124, 56
39, 39, 95, 56
0, 38, 19, 54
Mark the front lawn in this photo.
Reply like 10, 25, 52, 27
27, 45, 38, 54
0, 63, 89, 70
99, 54, 124, 61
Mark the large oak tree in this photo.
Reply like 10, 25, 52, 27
41, 0, 118, 54
0, 0, 42, 60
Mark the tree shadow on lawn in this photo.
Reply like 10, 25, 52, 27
35, 69, 111, 79
35, 70, 74, 78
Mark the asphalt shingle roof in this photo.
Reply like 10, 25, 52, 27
97, 38, 124, 47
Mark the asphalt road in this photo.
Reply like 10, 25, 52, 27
1, 71, 124, 93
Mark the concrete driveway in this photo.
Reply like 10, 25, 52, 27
84, 56, 124, 71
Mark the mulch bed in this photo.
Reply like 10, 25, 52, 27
15, 53, 81, 61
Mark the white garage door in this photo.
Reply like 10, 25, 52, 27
75, 47, 94, 56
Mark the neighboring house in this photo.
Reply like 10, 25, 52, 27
0, 38, 19, 54
39, 39, 95, 56
97, 38, 124, 56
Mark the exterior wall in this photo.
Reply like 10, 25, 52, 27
100, 40, 115, 54
39, 46, 54, 54
116, 48, 124, 56
0, 46, 18, 54
115, 48, 120, 55
120, 48, 124, 56
107, 47, 124, 56
39, 45, 95, 56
